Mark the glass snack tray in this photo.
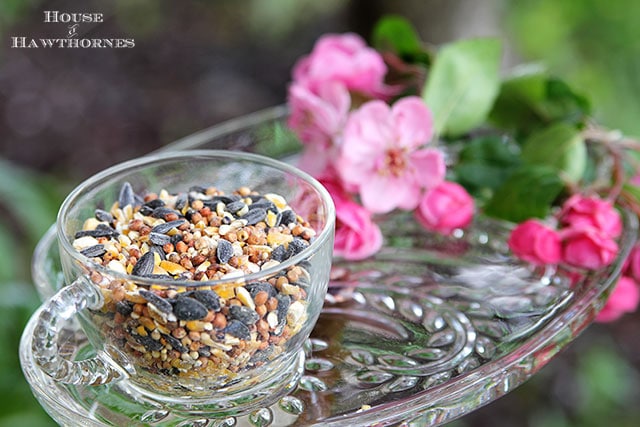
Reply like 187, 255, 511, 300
20, 107, 638, 426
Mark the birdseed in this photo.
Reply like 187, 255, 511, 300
74, 182, 316, 389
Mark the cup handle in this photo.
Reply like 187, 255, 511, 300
31, 278, 128, 385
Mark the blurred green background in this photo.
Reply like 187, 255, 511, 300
1, 0, 639, 425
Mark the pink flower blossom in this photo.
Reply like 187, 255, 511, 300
507, 219, 562, 265
623, 243, 640, 283
337, 97, 445, 214
320, 178, 383, 260
415, 181, 474, 235
559, 194, 622, 238
561, 227, 619, 270
292, 33, 388, 97
288, 81, 350, 176
596, 276, 640, 322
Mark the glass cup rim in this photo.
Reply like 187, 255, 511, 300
56, 149, 336, 287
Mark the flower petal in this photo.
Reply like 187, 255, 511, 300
360, 174, 419, 213
391, 97, 434, 149
410, 148, 446, 188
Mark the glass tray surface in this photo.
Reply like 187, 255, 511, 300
20, 107, 637, 426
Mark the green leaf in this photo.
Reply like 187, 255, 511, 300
489, 67, 591, 134
484, 165, 564, 222
371, 15, 430, 64
422, 38, 502, 137
488, 65, 548, 132
0, 222, 17, 282
454, 136, 522, 194
521, 122, 587, 184
542, 78, 591, 125
0, 159, 63, 245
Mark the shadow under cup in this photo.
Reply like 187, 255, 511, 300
33, 150, 335, 407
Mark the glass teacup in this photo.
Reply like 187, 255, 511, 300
30, 150, 335, 410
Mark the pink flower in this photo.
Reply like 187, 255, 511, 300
559, 194, 622, 238
292, 33, 388, 97
561, 227, 619, 270
288, 82, 350, 176
337, 97, 445, 213
415, 181, 474, 235
507, 219, 562, 265
623, 244, 640, 283
596, 276, 640, 322
320, 178, 383, 260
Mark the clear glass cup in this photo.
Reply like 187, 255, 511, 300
30, 150, 335, 410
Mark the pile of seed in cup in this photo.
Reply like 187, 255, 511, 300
72, 182, 315, 381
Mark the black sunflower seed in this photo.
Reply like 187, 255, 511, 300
80, 244, 106, 258
210, 195, 240, 204
118, 182, 136, 208
116, 300, 134, 316
187, 290, 221, 311
148, 244, 166, 260
172, 295, 208, 321
198, 346, 211, 357
280, 210, 297, 226
225, 200, 246, 213
131, 251, 155, 276
184, 208, 196, 221
246, 281, 276, 298
151, 219, 187, 234
133, 334, 163, 352
224, 320, 251, 340
249, 200, 277, 213
276, 294, 291, 323
149, 232, 172, 246
271, 211, 283, 227
229, 305, 260, 325
286, 237, 309, 259
144, 198, 165, 209
175, 193, 188, 211
139, 289, 173, 314
216, 239, 234, 264
162, 333, 187, 353
241, 208, 266, 225
94, 209, 113, 223
151, 207, 181, 220
139, 205, 154, 216
270, 245, 286, 262
74, 224, 117, 239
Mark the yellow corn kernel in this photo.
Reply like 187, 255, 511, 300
159, 260, 186, 275
236, 287, 255, 310
264, 193, 287, 209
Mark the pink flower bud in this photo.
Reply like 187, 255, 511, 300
292, 33, 389, 98
415, 181, 474, 235
596, 276, 640, 322
559, 194, 622, 238
562, 227, 619, 270
320, 178, 383, 260
507, 219, 562, 265
624, 244, 640, 283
